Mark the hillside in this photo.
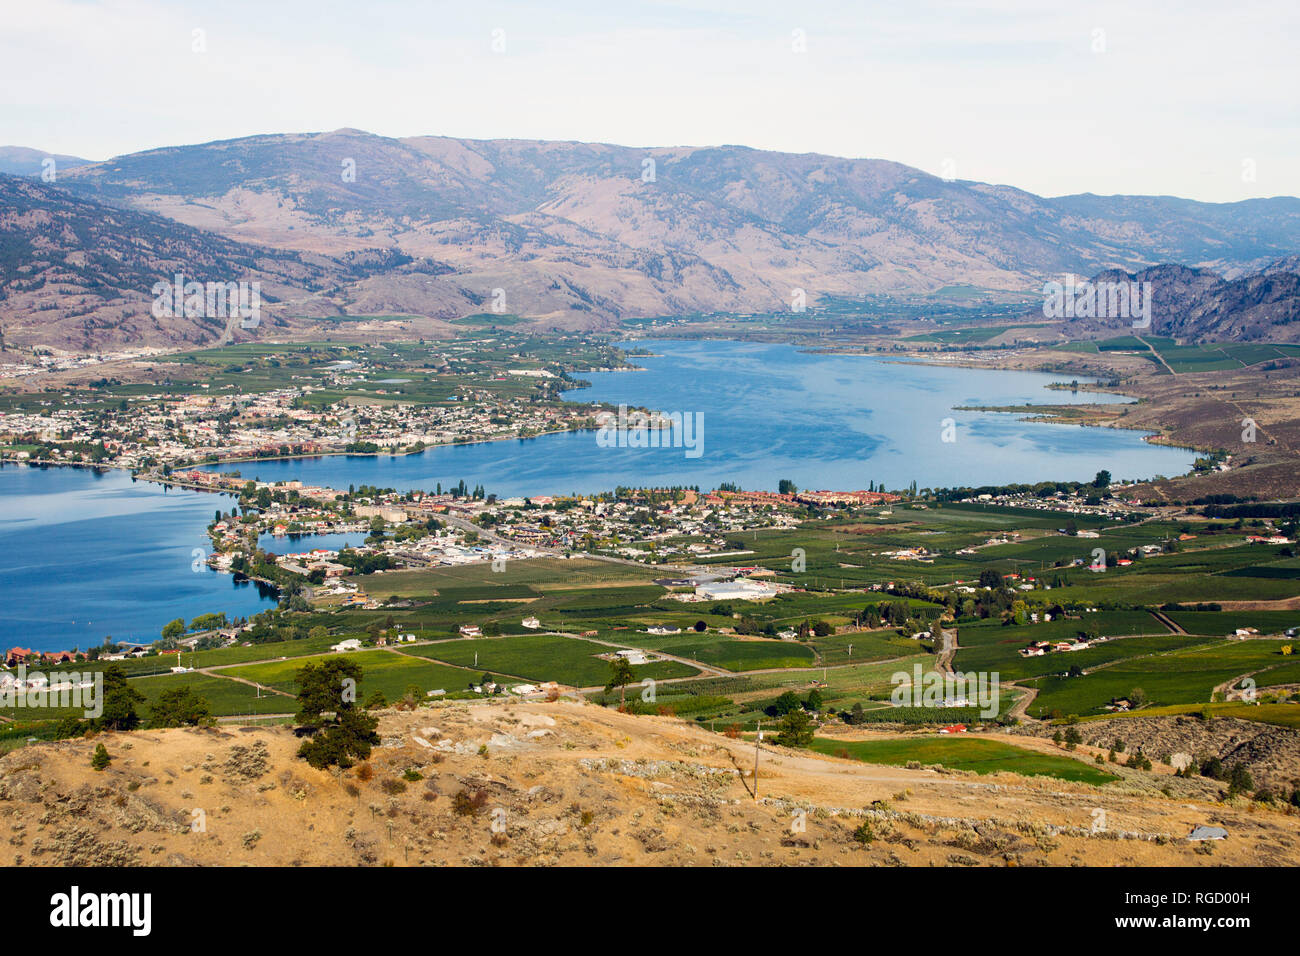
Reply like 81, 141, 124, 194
2, 700, 1295, 867
49, 129, 1300, 328
1040, 262, 1300, 342
0, 176, 462, 350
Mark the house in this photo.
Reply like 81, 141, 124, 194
459, 624, 483, 638
331, 639, 363, 653
521, 616, 541, 630
939, 724, 968, 734
646, 625, 680, 636
615, 649, 649, 666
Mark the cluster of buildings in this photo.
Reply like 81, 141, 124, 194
0, 380, 594, 471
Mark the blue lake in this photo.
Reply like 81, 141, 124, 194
2, 339, 1196, 651
218, 340, 1195, 495
0, 465, 278, 649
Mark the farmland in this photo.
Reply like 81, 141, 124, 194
807, 735, 1119, 784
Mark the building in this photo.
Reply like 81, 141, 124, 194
459, 624, 483, 638
694, 580, 777, 602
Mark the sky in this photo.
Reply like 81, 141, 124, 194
2, 0, 1296, 202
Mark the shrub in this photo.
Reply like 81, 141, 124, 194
91, 743, 111, 771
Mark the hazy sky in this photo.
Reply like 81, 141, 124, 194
3, 0, 1296, 202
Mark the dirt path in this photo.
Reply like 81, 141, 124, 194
937, 627, 957, 674
1149, 609, 1185, 634
198, 666, 294, 698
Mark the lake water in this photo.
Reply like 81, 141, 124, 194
0, 466, 277, 649
2, 339, 1196, 651
217, 340, 1195, 495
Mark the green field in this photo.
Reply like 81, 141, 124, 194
1051, 337, 1300, 374
1026, 639, 1293, 717
223, 649, 483, 700
618, 635, 817, 671
807, 735, 1118, 784
406, 634, 698, 686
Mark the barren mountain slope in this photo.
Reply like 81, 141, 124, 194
53, 129, 1300, 324
2, 700, 1294, 867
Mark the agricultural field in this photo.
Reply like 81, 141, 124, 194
1050, 337, 1300, 374
1025, 639, 1294, 718
807, 735, 1119, 784
222, 649, 482, 701
405, 634, 699, 687
617, 634, 816, 672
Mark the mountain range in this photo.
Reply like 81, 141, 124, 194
3, 128, 1300, 349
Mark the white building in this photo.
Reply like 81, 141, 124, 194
694, 580, 777, 602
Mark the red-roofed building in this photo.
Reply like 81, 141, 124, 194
5, 647, 36, 667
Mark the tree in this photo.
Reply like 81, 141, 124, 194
91, 743, 111, 771
1228, 762, 1255, 795
778, 479, 798, 495
148, 687, 212, 728
605, 657, 636, 708
1093, 470, 1111, 489
805, 689, 825, 712
294, 659, 380, 769
769, 690, 802, 717
97, 664, 145, 731
773, 709, 815, 748
161, 618, 186, 641
1009, 600, 1029, 625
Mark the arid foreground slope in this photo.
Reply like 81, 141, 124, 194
1, 700, 1296, 867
